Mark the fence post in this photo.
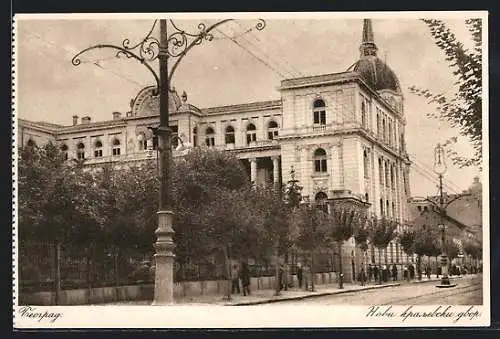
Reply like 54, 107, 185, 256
54, 241, 61, 305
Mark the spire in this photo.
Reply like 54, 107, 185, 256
360, 19, 378, 57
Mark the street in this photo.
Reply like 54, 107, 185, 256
267, 275, 483, 305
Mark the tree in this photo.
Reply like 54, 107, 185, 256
413, 229, 437, 280
18, 142, 102, 304
327, 208, 356, 288
409, 19, 482, 168
398, 230, 416, 281
292, 204, 329, 292
354, 215, 369, 284
368, 217, 397, 284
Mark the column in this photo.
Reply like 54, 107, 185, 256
272, 156, 280, 187
250, 158, 257, 185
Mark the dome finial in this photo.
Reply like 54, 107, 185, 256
360, 19, 378, 57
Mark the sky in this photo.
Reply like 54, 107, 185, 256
14, 13, 485, 197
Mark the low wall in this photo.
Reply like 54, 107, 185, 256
20, 272, 338, 305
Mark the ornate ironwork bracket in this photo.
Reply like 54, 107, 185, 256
71, 19, 266, 95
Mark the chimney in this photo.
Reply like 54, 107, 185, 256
72, 115, 79, 126
81, 116, 91, 124
112, 111, 122, 120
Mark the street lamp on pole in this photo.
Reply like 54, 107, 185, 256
433, 143, 455, 288
72, 18, 266, 305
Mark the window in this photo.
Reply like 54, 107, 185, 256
171, 126, 179, 149
94, 140, 103, 158
390, 165, 395, 189
378, 158, 384, 186
361, 100, 367, 128
376, 113, 380, 137
417, 206, 422, 212
26, 139, 36, 147
225, 125, 235, 144
380, 198, 384, 216
205, 127, 215, 147
193, 127, 197, 146
382, 118, 386, 142
313, 99, 326, 125
315, 192, 328, 213
246, 123, 257, 145
60, 144, 68, 160
385, 161, 390, 188
76, 142, 85, 160
112, 139, 121, 156
392, 202, 396, 218
396, 243, 400, 263
390, 243, 394, 263
365, 193, 369, 202
313, 148, 328, 173
267, 120, 279, 140
363, 149, 370, 178
138, 134, 148, 150
386, 200, 390, 217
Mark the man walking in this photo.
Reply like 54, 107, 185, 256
240, 262, 250, 296
391, 264, 398, 281
231, 264, 240, 294
297, 263, 303, 289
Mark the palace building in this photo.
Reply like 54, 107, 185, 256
18, 19, 414, 281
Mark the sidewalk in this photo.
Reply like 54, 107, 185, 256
100, 274, 478, 306
102, 281, 401, 306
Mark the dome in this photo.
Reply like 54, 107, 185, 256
353, 56, 401, 94
349, 19, 402, 95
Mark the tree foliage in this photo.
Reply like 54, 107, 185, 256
398, 230, 416, 256
409, 19, 482, 168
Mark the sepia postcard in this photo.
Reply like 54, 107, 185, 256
12, 11, 490, 328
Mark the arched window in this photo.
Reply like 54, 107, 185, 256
205, 127, 215, 147
313, 148, 327, 173
365, 193, 369, 202
386, 200, 390, 217
392, 202, 396, 218
225, 125, 235, 144
423, 205, 428, 212
76, 142, 85, 160
380, 198, 384, 216
396, 243, 400, 263
246, 123, 257, 145
417, 205, 422, 212
171, 126, 179, 149
315, 191, 328, 213
363, 149, 370, 178
94, 140, 103, 158
137, 133, 147, 150
267, 120, 279, 140
313, 99, 326, 125
60, 143, 68, 160
193, 127, 197, 146
112, 138, 121, 156
378, 158, 384, 186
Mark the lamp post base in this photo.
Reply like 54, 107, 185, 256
436, 276, 456, 288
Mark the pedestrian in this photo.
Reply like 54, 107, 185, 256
367, 264, 373, 282
303, 264, 310, 291
297, 263, 303, 289
231, 264, 240, 294
392, 264, 398, 281
240, 262, 250, 296
425, 265, 431, 279
409, 264, 415, 280
360, 267, 366, 286
373, 265, 379, 282
403, 265, 408, 280
278, 264, 284, 291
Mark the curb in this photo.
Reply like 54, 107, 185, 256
227, 283, 401, 306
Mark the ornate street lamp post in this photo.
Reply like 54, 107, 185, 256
72, 18, 266, 304
433, 143, 455, 288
